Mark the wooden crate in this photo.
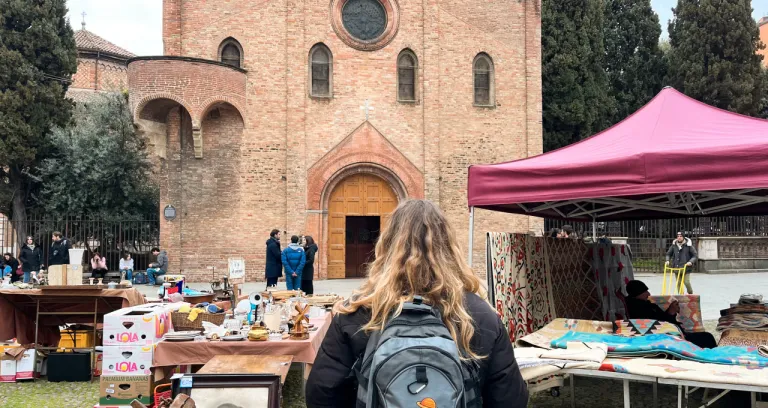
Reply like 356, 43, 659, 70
66, 265, 83, 285
47, 265, 66, 286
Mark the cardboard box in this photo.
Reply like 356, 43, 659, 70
16, 349, 44, 380
67, 264, 83, 285
94, 347, 103, 377
47, 264, 67, 285
103, 304, 171, 346
102, 345, 154, 376
0, 358, 16, 382
99, 375, 152, 406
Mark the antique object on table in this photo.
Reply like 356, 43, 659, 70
171, 374, 280, 408
260, 289, 301, 302
289, 304, 311, 340
171, 309, 226, 331
247, 326, 269, 341
183, 293, 216, 304
306, 294, 342, 308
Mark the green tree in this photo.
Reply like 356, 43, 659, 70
0, 0, 77, 244
39, 93, 159, 220
667, 0, 765, 116
604, 0, 667, 124
542, 0, 615, 151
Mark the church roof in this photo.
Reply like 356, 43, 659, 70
74, 29, 135, 60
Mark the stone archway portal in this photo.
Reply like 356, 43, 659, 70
327, 174, 398, 279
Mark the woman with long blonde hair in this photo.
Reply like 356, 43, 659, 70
306, 199, 528, 408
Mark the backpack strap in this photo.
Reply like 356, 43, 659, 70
352, 328, 381, 407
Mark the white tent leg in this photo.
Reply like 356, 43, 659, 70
592, 217, 597, 241
468, 207, 475, 267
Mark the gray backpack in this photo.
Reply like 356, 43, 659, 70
353, 296, 481, 408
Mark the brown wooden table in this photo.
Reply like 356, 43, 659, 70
198, 355, 293, 384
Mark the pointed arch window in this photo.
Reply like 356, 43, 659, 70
473, 53, 494, 106
397, 50, 417, 102
310, 44, 333, 98
218, 38, 243, 68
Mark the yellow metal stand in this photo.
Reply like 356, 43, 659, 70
662, 265, 687, 295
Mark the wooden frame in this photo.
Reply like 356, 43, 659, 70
172, 374, 281, 408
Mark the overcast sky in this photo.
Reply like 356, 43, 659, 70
65, 0, 768, 56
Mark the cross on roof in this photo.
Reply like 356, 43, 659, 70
81, 11, 86, 30
360, 99, 374, 121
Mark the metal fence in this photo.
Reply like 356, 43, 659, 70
545, 216, 768, 272
0, 216, 160, 271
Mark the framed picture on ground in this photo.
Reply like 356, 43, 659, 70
171, 373, 281, 408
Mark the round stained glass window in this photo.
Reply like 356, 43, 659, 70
342, 0, 387, 41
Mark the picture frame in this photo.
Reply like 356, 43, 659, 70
171, 373, 281, 408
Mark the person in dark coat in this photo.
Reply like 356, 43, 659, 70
18, 236, 42, 284
48, 231, 71, 266
3, 252, 20, 283
625, 280, 716, 349
265, 229, 282, 288
306, 200, 528, 408
302, 236, 318, 295
666, 232, 698, 294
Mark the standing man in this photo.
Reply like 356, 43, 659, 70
281, 235, 306, 291
48, 231, 71, 267
265, 229, 283, 288
147, 247, 168, 285
666, 232, 698, 294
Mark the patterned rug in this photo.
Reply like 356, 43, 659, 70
719, 329, 768, 348
599, 357, 768, 387
717, 313, 768, 332
613, 319, 682, 338
516, 318, 614, 349
552, 332, 768, 367
488, 233, 556, 343
545, 238, 602, 321
591, 241, 634, 321
648, 295, 705, 333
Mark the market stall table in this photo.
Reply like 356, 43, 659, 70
0, 286, 146, 381
152, 313, 332, 382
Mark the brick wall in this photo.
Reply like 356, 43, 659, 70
137, 0, 542, 282
71, 58, 129, 92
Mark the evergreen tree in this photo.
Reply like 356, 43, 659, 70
39, 93, 159, 219
542, 0, 615, 152
667, 0, 765, 116
604, 0, 667, 124
0, 0, 77, 242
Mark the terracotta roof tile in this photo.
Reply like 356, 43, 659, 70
74, 29, 135, 59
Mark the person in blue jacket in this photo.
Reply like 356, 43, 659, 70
281, 235, 306, 291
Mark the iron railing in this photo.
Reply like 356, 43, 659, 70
545, 216, 768, 272
0, 216, 160, 271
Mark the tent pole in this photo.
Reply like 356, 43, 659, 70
468, 207, 475, 267
592, 216, 597, 241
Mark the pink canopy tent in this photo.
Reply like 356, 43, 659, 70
466, 87, 768, 266
468, 87, 768, 221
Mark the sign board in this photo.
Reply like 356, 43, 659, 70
163, 205, 177, 221
228, 258, 245, 283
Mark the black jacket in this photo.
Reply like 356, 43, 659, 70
265, 238, 282, 279
305, 292, 529, 408
666, 238, 697, 268
625, 297, 678, 326
48, 238, 71, 266
19, 245, 42, 272
4, 257, 19, 274
303, 244, 318, 281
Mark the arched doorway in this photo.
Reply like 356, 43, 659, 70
327, 174, 398, 279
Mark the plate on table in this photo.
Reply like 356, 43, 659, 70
164, 336, 195, 342
222, 335, 245, 341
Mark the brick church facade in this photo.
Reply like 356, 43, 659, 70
127, 0, 543, 282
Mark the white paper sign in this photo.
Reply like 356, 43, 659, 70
228, 258, 245, 282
